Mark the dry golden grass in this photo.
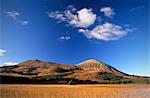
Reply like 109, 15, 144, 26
0, 84, 150, 98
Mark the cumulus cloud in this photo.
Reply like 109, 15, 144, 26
77, 8, 96, 27
59, 36, 71, 41
100, 7, 115, 18
3, 62, 19, 66
47, 5, 96, 28
79, 23, 129, 41
6, 11, 29, 26
0, 49, 7, 56
48, 5, 133, 41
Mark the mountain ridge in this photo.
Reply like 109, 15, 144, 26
0, 59, 150, 84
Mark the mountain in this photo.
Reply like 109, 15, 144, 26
0, 59, 150, 84
16, 59, 73, 76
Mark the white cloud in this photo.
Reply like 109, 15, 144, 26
79, 29, 86, 33
48, 5, 96, 28
79, 29, 92, 38
6, 11, 29, 25
100, 7, 115, 18
59, 36, 71, 40
20, 20, 29, 25
66, 5, 77, 12
0, 49, 7, 56
6, 11, 20, 20
130, 5, 145, 12
76, 8, 96, 27
48, 11, 66, 21
125, 28, 136, 32
79, 23, 129, 41
3, 62, 19, 66
124, 24, 130, 27
48, 5, 133, 41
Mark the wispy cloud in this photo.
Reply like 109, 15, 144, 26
6, 11, 29, 26
130, 5, 145, 12
6, 11, 19, 20
0, 49, 7, 56
48, 11, 66, 21
19, 20, 29, 25
3, 62, 19, 66
47, 5, 96, 28
125, 28, 137, 32
58, 36, 71, 41
100, 7, 115, 18
79, 23, 132, 41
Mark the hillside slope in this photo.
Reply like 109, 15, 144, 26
0, 59, 149, 84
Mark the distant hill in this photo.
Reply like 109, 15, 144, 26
0, 59, 150, 84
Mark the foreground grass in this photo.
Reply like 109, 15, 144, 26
0, 84, 150, 98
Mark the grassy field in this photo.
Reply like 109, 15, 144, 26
0, 84, 150, 98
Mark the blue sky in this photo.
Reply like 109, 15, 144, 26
0, 0, 149, 76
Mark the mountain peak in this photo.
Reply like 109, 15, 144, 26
84, 59, 99, 62
76, 59, 112, 73
17, 59, 42, 66
77, 59, 101, 64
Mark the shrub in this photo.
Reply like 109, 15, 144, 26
96, 72, 124, 81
